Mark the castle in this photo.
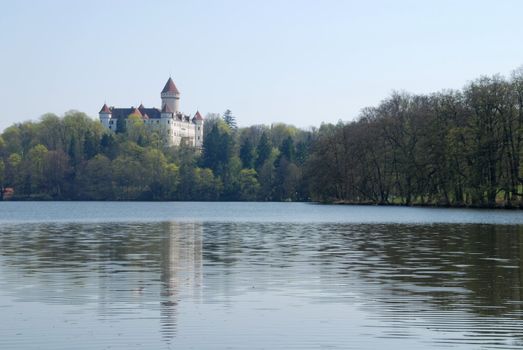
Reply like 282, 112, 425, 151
99, 77, 204, 147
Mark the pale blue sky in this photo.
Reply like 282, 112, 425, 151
1, 0, 522, 131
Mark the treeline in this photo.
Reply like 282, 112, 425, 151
308, 70, 523, 207
1, 69, 523, 206
0, 110, 312, 201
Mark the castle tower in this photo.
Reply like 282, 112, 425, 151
99, 103, 113, 130
161, 77, 180, 113
161, 104, 175, 145
161, 103, 174, 118
192, 111, 204, 148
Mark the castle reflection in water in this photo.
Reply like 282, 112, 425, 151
159, 222, 203, 340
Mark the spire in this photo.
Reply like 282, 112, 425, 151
161, 103, 173, 114
99, 103, 111, 114
138, 103, 145, 111
161, 77, 180, 94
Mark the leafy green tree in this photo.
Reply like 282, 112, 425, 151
5, 153, 21, 189
100, 133, 118, 159
43, 150, 71, 198
161, 163, 180, 199
37, 113, 64, 151
126, 113, 149, 145
28, 144, 49, 193
0, 159, 5, 196
0, 136, 6, 158
112, 156, 145, 200
194, 168, 222, 200
221, 156, 242, 199
177, 143, 199, 200
78, 154, 113, 200
2, 126, 22, 155
238, 168, 260, 200
258, 160, 275, 201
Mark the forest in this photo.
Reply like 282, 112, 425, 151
1, 70, 523, 207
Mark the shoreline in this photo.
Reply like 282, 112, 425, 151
2, 197, 523, 210
326, 200, 523, 210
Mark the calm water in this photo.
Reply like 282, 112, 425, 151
1, 202, 523, 349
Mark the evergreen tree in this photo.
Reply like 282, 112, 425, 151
202, 123, 233, 176
202, 124, 222, 172
255, 132, 272, 170
116, 117, 126, 133
279, 136, 295, 162
222, 109, 237, 129
239, 138, 255, 169
100, 133, 117, 159
83, 130, 99, 160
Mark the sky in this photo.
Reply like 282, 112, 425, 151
1, 0, 523, 132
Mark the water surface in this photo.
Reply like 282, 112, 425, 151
0, 201, 522, 224
0, 202, 522, 349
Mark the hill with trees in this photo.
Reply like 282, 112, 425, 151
1, 69, 523, 207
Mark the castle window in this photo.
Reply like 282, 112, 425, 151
109, 120, 114, 125
109, 126, 112, 129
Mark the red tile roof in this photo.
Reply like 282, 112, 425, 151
99, 103, 111, 114
130, 107, 142, 117
193, 111, 203, 121
161, 77, 180, 94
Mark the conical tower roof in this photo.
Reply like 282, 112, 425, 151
161, 77, 180, 94
99, 103, 111, 113
192, 110, 203, 121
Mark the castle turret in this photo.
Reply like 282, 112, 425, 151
192, 111, 204, 148
99, 103, 113, 130
161, 104, 175, 145
161, 77, 180, 113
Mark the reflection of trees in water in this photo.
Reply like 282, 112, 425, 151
337, 224, 523, 318
310, 223, 523, 344
0, 222, 163, 271
1, 221, 523, 344
198, 222, 523, 344
159, 222, 202, 342
0, 221, 204, 345
0, 223, 168, 307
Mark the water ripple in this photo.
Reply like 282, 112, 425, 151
0, 220, 522, 349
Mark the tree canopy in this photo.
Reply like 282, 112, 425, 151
1, 69, 523, 207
